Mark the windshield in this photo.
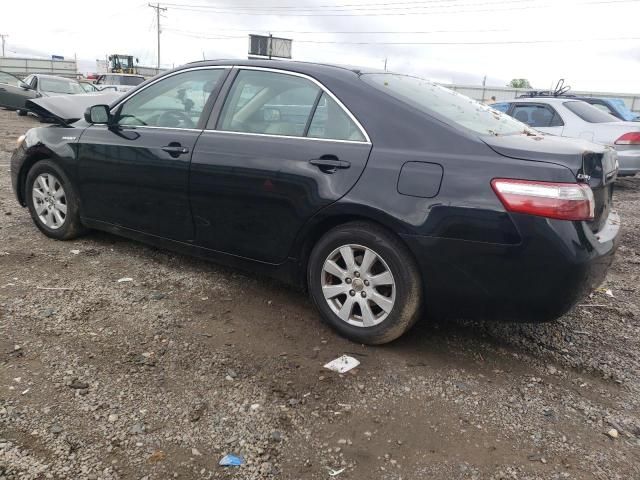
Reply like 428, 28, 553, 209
563, 101, 620, 123
40, 77, 84, 94
362, 73, 531, 136
608, 98, 637, 121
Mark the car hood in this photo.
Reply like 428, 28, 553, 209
25, 92, 122, 125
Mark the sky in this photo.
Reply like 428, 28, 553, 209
1, 0, 640, 93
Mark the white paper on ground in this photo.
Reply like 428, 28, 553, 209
324, 355, 360, 373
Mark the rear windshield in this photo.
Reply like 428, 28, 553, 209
362, 73, 530, 136
39, 77, 84, 94
563, 101, 620, 123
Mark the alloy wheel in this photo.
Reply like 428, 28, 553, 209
321, 244, 396, 327
32, 173, 67, 230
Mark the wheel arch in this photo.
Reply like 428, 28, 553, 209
292, 205, 421, 289
16, 150, 58, 206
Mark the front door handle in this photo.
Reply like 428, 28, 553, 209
309, 156, 351, 173
162, 143, 189, 157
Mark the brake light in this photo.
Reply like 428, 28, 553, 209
615, 132, 640, 145
491, 179, 594, 221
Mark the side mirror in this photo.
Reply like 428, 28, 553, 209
84, 104, 111, 124
20, 82, 31, 90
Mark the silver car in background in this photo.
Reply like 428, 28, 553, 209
494, 97, 640, 176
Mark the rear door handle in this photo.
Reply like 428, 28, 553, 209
162, 143, 189, 156
309, 157, 351, 172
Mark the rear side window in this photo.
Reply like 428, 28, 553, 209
217, 70, 367, 142
218, 70, 319, 137
307, 93, 365, 142
563, 101, 620, 123
511, 104, 564, 128
0, 72, 20, 86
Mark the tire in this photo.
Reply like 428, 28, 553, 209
308, 221, 423, 345
17, 109, 27, 116
25, 160, 86, 240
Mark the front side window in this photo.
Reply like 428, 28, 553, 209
116, 69, 224, 129
362, 73, 531, 136
218, 70, 320, 137
563, 101, 620, 123
307, 93, 365, 141
511, 104, 563, 128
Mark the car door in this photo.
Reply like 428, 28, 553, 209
511, 103, 564, 136
76, 67, 229, 241
190, 68, 372, 264
0, 72, 34, 109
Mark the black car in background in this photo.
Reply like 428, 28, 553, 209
10, 60, 620, 344
0, 72, 86, 115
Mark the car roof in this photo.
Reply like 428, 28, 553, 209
510, 97, 582, 104
102, 73, 145, 77
182, 58, 380, 77
32, 74, 78, 81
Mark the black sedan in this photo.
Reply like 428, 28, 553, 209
0, 72, 86, 115
10, 60, 620, 344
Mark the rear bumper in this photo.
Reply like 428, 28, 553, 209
401, 211, 620, 322
615, 147, 640, 176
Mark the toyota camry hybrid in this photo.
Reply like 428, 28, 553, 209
10, 60, 620, 344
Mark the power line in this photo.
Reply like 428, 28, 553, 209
164, 28, 640, 45
149, 3, 168, 70
162, 25, 507, 34
162, 0, 637, 15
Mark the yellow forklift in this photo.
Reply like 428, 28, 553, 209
108, 54, 138, 74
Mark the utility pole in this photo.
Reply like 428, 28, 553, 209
384, 57, 387, 71
148, 3, 167, 71
0, 34, 8, 57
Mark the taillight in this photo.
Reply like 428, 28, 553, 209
491, 179, 595, 221
615, 132, 640, 145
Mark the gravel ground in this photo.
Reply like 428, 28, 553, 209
1, 108, 639, 479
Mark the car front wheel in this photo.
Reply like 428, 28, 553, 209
308, 221, 423, 345
25, 160, 86, 240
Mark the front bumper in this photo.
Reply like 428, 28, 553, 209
10, 143, 28, 206
401, 211, 620, 322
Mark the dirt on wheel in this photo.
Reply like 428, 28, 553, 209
1, 108, 639, 479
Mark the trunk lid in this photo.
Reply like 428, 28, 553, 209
482, 133, 618, 232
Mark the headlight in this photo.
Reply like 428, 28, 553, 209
16, 134, 26, 148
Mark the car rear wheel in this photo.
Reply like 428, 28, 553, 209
308, 221, 423, 345
25, 160, 86, 240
